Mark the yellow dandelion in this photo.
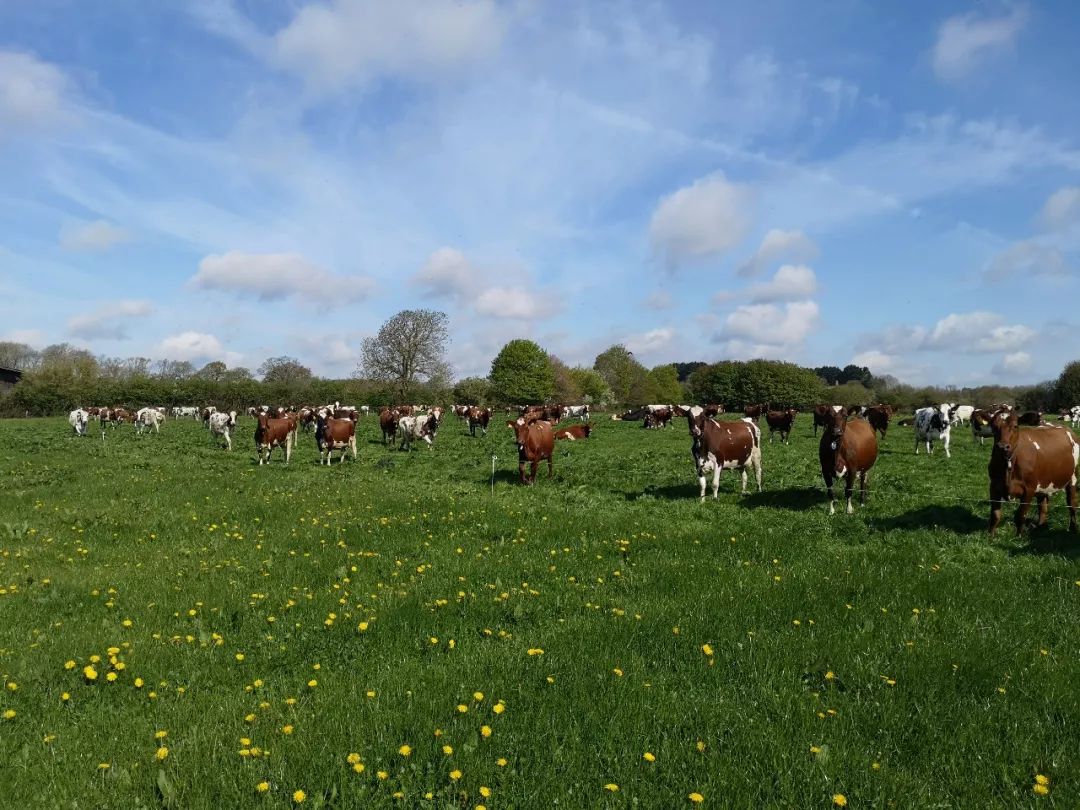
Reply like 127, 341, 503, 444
377, 771, 389, 780
496, 757, 508, 767
307, 679, 317, 688
235, 653, 245, 662
155, 730, 168, 740
643, 752, 656, 762
256, 782, 270, 793
134, 678, 144, 688
689, 793, 704, 804
604, 783, 619, 792
105, 671, 118, 683
358, 622, 369, 632
833, 794, 847, 808
155, 746, 169, 761
282, 725, 294, 735
399, 744, 412, 756
352, 762, 365, 774
481, 725, 492, 738
83, 665, 98, 682
449, 769, 462, 781
2, 709, 15, 720
292, 789, 306, 803
61, 692, 70, 702
613, 668, 624, 677
1034, 783, 1049, 796
493, 703, 505, 715
696, 740, 706, 753
1035, 774, 1050, 786
457, 704, 469, 713
98, 763, 110, 771
64, 660, 76, 670
480, 786, 492, 798
473, 691, 484, 701
701, 644, 714, 657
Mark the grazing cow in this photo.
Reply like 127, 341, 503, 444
765, 408, 797, 443
643, 407, 673, 429
988, 410, 1078, 535
914, 405, 952, 458
136, 407, 164, 435
684, 407, 762, 501
177, 406, 200, 420
507, 418, 555, 484
209, 410, 237, 451
69, 409, 89, 436
1059, 406, 1080, 424
562, 404, 590, 421
315, 410, 357, 465
1018, 411, 1045, 426
468, 406, 491, 437
951, 405, 974, 426
819, 406, 878, 515
379, 408, 400, 445
555, 424, 591, 441
255, 413, 294, 464
397, 412, 440, 450
743, 403, 765, 423
866, 404, 891, 439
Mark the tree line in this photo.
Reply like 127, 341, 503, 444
2, 309, 1077, 417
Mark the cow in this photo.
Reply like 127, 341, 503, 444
255, 413, 295, 464
765, 408, 797, 443
951, 405, 975, 426
69, 409, 89, 436
988, 410, 1078, 535
379, 408, 400, 445
812, 404, 833, 436
109, 407, 131, 426
298, 407, 317, 433
176, 406, 200, 420
507, 418, 555, 484
971, 409, 996, 444
684, 406, 762, 501
453, 404, 471, 420
396, 405, 415, 416
643, 407, 673, 429
847, 405, 867, 417
397, 412, 440, 450
555, 424, 591, 441
866, 404, 891, 439
704, 403, 723, 418
1018, 411, 1045, 426
136, 407, 164, 435
742, 403, 765, 423
315, 409, 357, 465
1060, 406, 1080, 424
562, 404, 590, 421
914, 405, 952, 458
524, 404, 563, 423
209, 410, 237, 451
819, 406, 878, 515
201, 406, 217, 429
468, 406, 491, 437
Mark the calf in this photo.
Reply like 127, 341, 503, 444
914, 405, 952, 458
555, 424, 591, 441
379, 408, 400, 445
315, 410, 357, 465
468, 406, 491, 437
765, 408, 797, 443
209, 410, 237, 451
819, 407, 878, 515
69, 409, 89, 436
255, 413, 295, 465
507, 418, 555, 484
397, 413, 440, 450
988, 410, 1078, 535
684, 407, 762, 501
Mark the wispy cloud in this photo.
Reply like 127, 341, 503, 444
933, 7, 1028, 81
59, 220, 130, 252
191, 252, 375, 306
68, 299, 153, 340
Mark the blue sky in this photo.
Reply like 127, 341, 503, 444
1, 1, 1078, 385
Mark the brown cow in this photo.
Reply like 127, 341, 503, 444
396, 405, 414, 416
379, 408, 400, 445
988, 411, 1078, 535
1017, 411, 1045, 426
819, 407, 878, 515
704, 403, 723, 417
971, 409, 995, 444
507, 419, 555, 484
685, 407, 762, 501
110, 407, 132, 426
743, 403, 765, 423
866, 404, 891, 439
555, 424, 591, 441
255, 413, 294, 465
523, 404, 563, 423
812, 404, 832, 436
765, 408, 797, 443
468, 406, 491, 437
643, 407, 673, 429
315, 410, 357, 465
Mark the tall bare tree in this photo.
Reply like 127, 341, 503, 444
359, 309, 450, 401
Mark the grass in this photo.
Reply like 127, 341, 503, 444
0, 412, 1078, 809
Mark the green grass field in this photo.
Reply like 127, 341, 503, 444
1, 412, 1078, 809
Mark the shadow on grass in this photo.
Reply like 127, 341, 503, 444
1004, 527, 1080, 559
876, 505, 983, 533
741, 487, 823, 511
624, 482, 700, 501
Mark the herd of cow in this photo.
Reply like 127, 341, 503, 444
62, 399, 1079, 534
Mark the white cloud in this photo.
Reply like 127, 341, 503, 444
191, 252, 375, 306
67, 300, 153, 340
1039, 187, 1080, 232
849, 350, 929, 384
643, 291, 673, 311
411, 246, 475, 301
718, 300, 819, 347
60, 220, 131, 252
624, 327, 675, 355
649, 172, 753, 267
933, 8, 1027, 81
0, 50, 72, 134
747, 264, 818, 303
737, 229, 818, 276
474, 286, 559, 320
0, 328, 46, 346
273, 0, 506, 93
985, 240, 1071, 281
993, 351, 1033, 376
859, 311, 1036, 357
157, 331, 241, 365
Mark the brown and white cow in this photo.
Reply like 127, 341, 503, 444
468, 406, 491, 437
819, 407, 878, 515
315, 409, 357, 465
523, 404, 563, 423
397, 411, 440, 450
643, 407, 673, 429
209, 410, 237, 451
507, 418, 555, 484
255, 413, 295, 465
765, 408, 797, 443
379, 408, 400, 445
555, 424, 591, 441
988, 410, 1078, 535
685, 407, 762, 501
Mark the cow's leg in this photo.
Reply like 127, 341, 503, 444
1067, 483, 1078, 533
1014, 496, 1032, 535
531, 460, 539, 484
824, 473, 835, 515
859, 470, 868, 504
698, 473, 707, 502
740, 466, 748, 494
519, 461, 526, 484
753, 447, 763, 492
1036, 494, 1049, 528
914, 435, 919, 454
712, 467, 720, 499
943, 434, 951, 459
350, 436, 357, 461
845, 471, 855, 514
225, 431, 231, 452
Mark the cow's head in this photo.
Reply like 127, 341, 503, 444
990, 410, 1019, 456
823, 407, 847, 440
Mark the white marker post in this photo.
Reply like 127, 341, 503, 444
491, 455, 498, 494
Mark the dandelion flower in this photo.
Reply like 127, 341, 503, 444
481, 725, 492, 738
450, 769, 462, 781
496, 757, 508, 767
307, 679, 317, 688
832, 794, 847, 807
457, 704, 469, 713
2, 709, 15, 720
493, 703, 505, 715
155, 746, 169, 761
106, 672, 118, 683
282, 725, 294, 735
480, 786, 491, 798
83, 665, 98, 682
696, 740, 706, 753
64, 660, 76, 670
701, 644, 714, 657
377, 771, 388, 780
235, 653, 245, 662
689, 793, 704, 804
61, 692, 70, 702
399, 744, 412, 756
134, 678, 144, 688
292, 789, 306, 803
643, 752, 656, 762
357, 622, 369, 632
604, 783, 619, 792
1035, 775, 1050, 786
1033, 784, 1049, 796
256, 782, 270, 793
352, 762, 365, 774
155, 730, 168, 740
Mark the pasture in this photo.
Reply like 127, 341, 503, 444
1, 412, 1078, 808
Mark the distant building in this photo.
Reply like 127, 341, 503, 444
0, 366, 22, 393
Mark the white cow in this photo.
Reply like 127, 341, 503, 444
951, 405, 974, 425
69, 409, 89, 436
914, 405, 952, 458
563, 404, 590, 421
209, 411, 237, 451
397, 413, 440, 450
136, 407, 164, 435
174, 406, 199, 419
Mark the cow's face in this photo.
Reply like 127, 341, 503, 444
824, 409, 846, 439
990, 411, 1018, 454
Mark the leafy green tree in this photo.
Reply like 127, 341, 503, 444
593, 345, 648, 405
258, 356, 313, 385
1054, 361, 1080, 409
489, 340, 555, 405
359, 309, 450, 401
548, 354, 582, 403
196, 361, 229, 382
453, 376, 492, 405
567, 367, 612, 405
645, 364, 683, 403
0, 341, 40, 370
